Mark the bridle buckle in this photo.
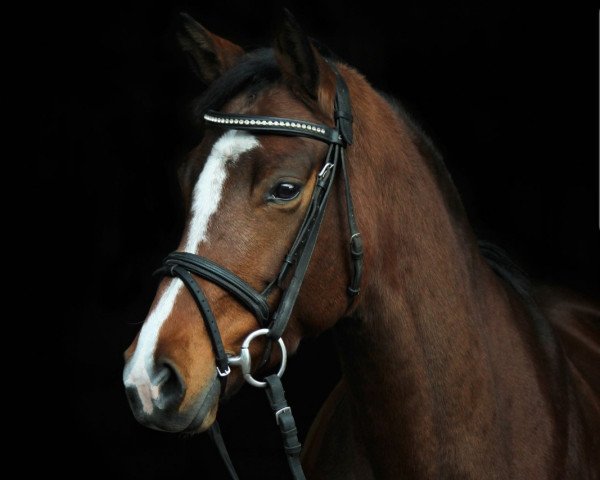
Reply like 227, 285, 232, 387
317, 162, 334, 180
275, 406, 291, 425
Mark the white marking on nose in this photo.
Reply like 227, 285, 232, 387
183, 130, 260, 252
124, 279, 180, 414
123, 131, 259, 414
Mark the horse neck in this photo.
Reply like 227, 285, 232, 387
333, 79, 571, 478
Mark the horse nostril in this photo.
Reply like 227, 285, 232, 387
125, 384, 142, 411
154, 360, 186, 411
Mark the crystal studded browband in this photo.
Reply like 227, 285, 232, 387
203, 110, 343, 145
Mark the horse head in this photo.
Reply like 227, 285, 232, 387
123, 12, 365, 433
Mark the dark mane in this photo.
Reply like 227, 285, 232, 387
190, 42, 336, 127
477, 240, 567, 413
192, 48, 281, 125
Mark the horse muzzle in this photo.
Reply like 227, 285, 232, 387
123, 359, 221, 433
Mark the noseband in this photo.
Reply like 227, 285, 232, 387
154, 68, 361, 480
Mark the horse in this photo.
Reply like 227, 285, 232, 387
123, 11, 600, 479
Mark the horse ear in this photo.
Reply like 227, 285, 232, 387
177, 12, 245, 84
274, 10, 336, 109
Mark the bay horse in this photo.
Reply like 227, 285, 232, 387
123, 11, 600, 479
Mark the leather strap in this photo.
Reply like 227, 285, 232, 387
204, 111, 342, 145
334, 72, 353, 145
168, 266, 231, 383
265, 375, 306, 480
340, 148, 363, 296
268, 146, 339, 340
158, 252, 270, 326
208, 423, 240, 480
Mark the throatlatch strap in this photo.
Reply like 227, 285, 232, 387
340, 148, 363, 296
265, 375, 306, 480
208, 423, 240, 480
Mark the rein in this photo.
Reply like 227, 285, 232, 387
153, 68, 362, 479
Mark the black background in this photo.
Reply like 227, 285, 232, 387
34, 1, 596, 478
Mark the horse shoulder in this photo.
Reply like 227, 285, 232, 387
302, 379, 375, 480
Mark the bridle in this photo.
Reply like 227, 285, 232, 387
154, 67, 362, 480
155, 66, 360, 480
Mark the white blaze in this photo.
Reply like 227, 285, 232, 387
124, 131, 259, 414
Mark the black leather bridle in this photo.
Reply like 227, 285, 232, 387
154, 67, 362, 480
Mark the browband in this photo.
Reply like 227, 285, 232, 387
203, 111, 343, 145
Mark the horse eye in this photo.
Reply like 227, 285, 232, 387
270, 182, 301, 202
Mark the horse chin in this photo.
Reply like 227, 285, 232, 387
132, 375, 221, 434
184, 385, 220, 433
